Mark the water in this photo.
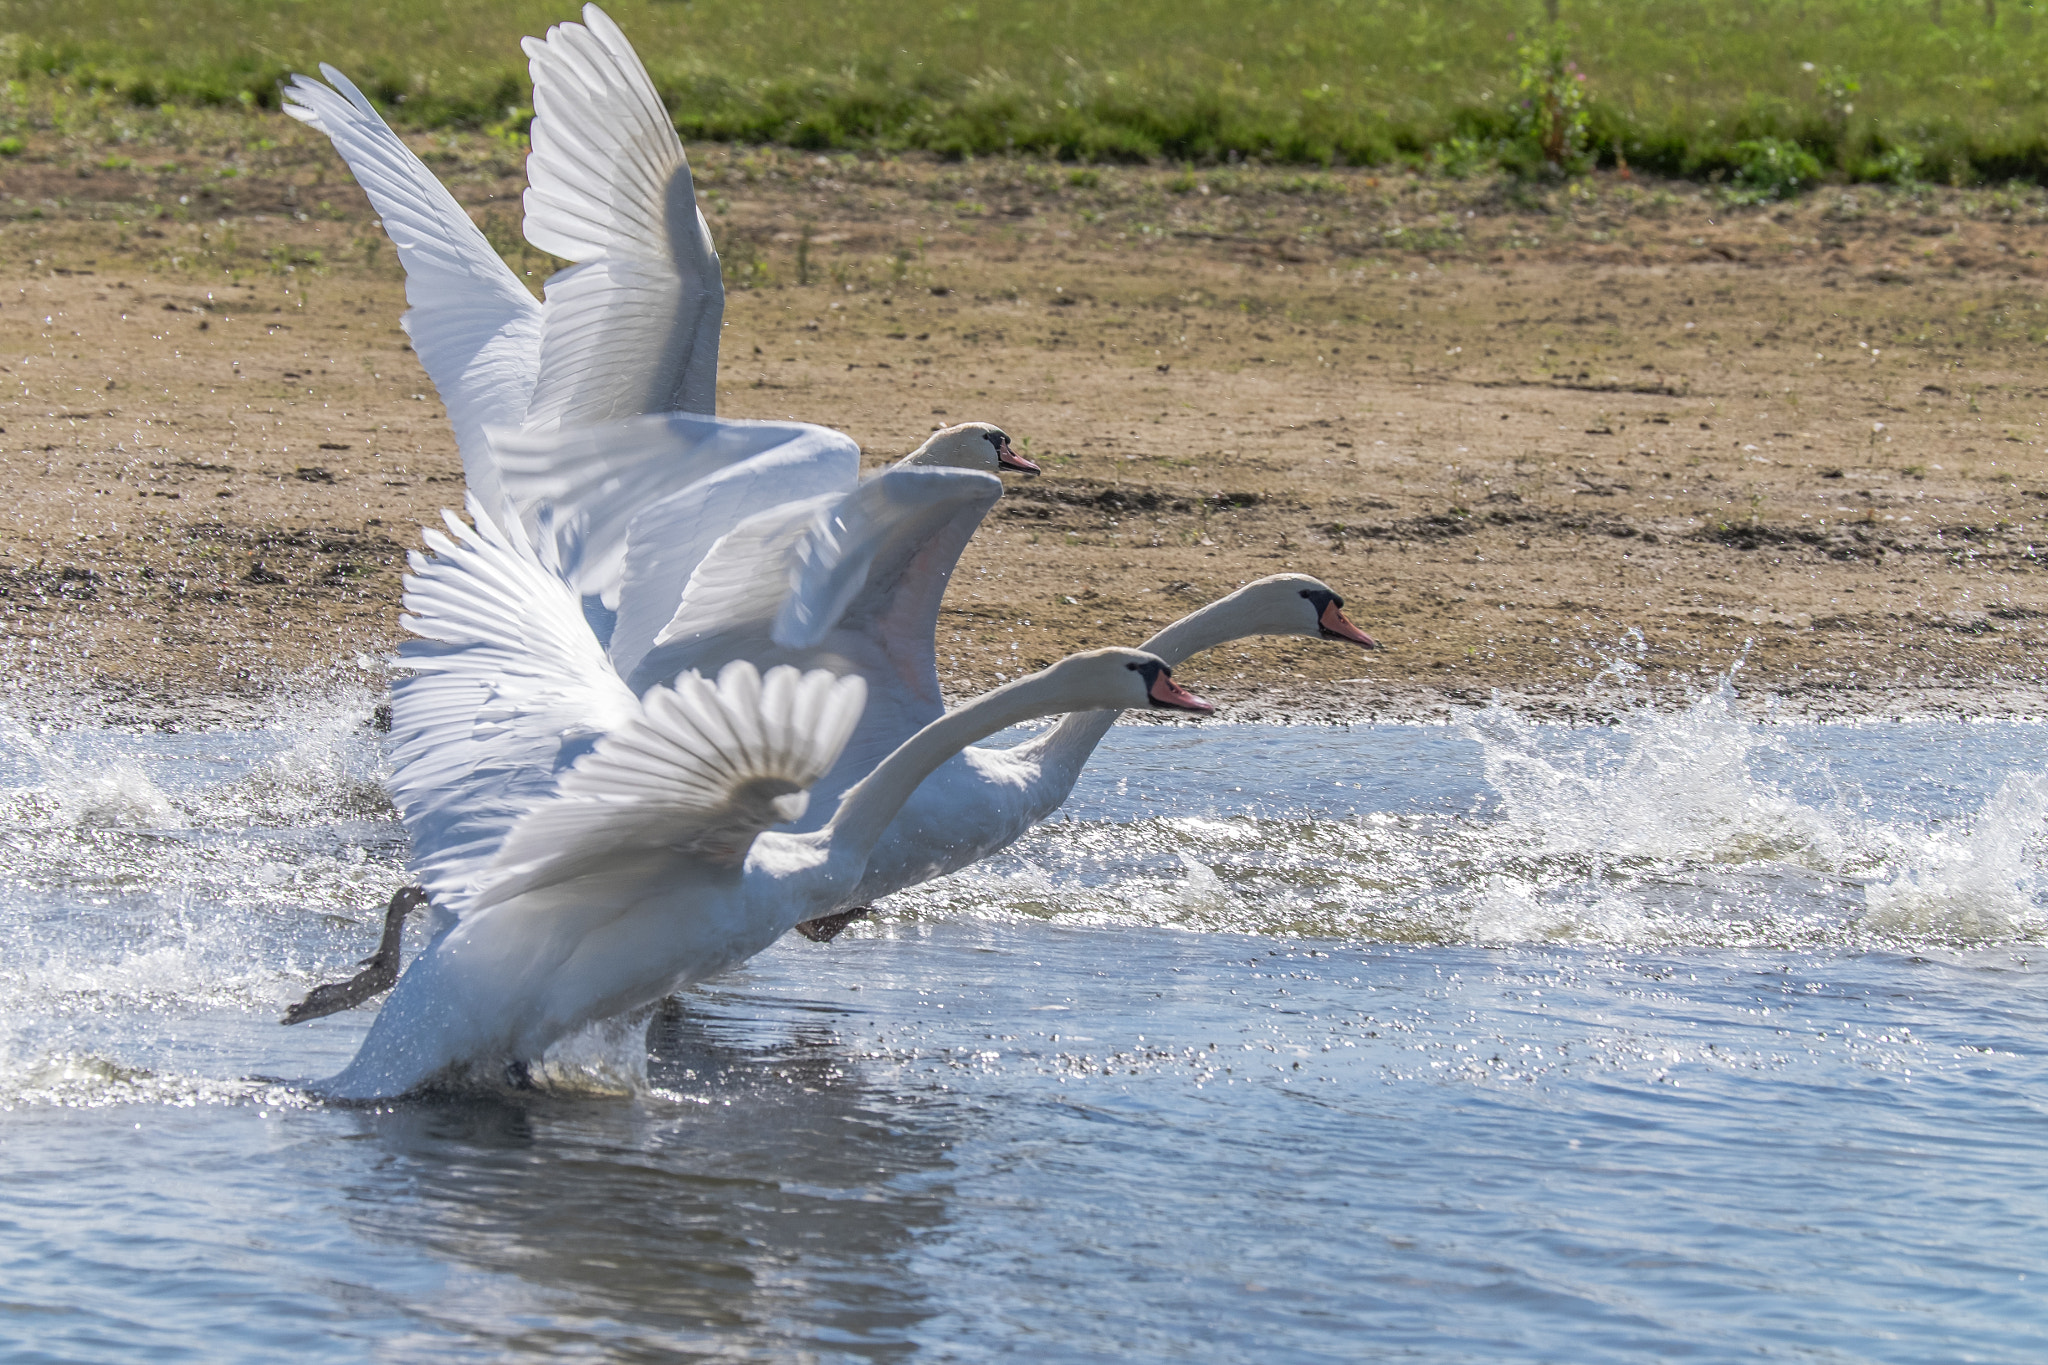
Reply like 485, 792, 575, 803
2, 683, 2046, 1361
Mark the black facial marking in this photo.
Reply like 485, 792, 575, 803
981, 428, 1009, 449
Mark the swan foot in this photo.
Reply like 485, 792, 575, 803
280, 885, 429, 1025
795, 907, 872, 943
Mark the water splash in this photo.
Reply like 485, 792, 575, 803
1862, 771, 2048, 941
887, 667, 2048, 949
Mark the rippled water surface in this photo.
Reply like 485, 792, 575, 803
3, 688, 2046, 1361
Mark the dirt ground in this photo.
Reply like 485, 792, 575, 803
5, 118, 2048, 724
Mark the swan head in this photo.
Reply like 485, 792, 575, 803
902, 422, 1040, 475
1036, 647, 1215, 715
1229, 573, 1377, 649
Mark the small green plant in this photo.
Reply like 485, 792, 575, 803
1866, 145, 1924, 185
1066, 167, 1100, 188
1730, 137, 1822, 200
0, 136, 22, 157
1275, 172, 1341, 195
486, 103, 532, 151
1804, 61, 1861, 124
1514, 37, 1590, 169
1166, 167, 1198, 193
1438, 134, 1497, 179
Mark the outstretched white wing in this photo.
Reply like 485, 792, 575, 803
487, 414, 857, 615
479, 662, 865, 906
642, 466, 998, 688
387, 497, 638, 915
625, 466, 1001, 816
282, 67, 542, 523
773, 466, 1004, 656
607, 434, 859, 682
521, 3, 723, 428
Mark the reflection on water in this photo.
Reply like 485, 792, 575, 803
335, 1006, 957, 1358
1, 680, 2046, 1361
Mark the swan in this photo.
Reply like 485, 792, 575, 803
810, 572, 1376, 935
324, 500, 1213, 1098
280, 418, 1033, 1026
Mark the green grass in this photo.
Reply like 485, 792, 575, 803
5, 0, 2048, 182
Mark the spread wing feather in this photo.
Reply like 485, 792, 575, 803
773, 466, 1003, 657
521, 4, 723, 428
488, 414, 857, 614
281, 67, 542, 522
478, 662, 865, 906
385, 498, 638, 915
609, 435, 859, 684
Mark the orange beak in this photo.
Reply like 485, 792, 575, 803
997, 438, 1041, 474
1148, 671, 1214, 714
1320, 600, 1377, 648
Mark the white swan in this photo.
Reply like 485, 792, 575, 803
280, 414, 1037, 1025
285, 31, 1039, 635
282, 4, 723, 525
327, 501, 1212, 1098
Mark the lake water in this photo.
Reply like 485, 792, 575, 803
2, 682, 2045, 1362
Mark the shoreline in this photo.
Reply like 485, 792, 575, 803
9, 653, 2044, 735
2, 118, 2047, 719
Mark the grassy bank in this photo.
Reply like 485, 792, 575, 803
4, 0, 2048, 184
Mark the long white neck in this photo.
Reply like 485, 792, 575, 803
1020, 592, 1264, 772
827, 666, 1130, 854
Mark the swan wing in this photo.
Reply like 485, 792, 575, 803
625, 463, 995, 692
281, 67, 542, 523
773, 466, 1003, 663
608, 433, 860, 683
387, 497, 639, 915
478, 661, 866, 905
625, 466, 998, 804
520, 4, 723, 427
488, 413, 855, 610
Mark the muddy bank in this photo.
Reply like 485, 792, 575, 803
2, 122, 2046, 722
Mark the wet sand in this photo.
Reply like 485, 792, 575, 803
3, 122, 2046, 722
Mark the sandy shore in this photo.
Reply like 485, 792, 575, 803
3, 120, 2046, 724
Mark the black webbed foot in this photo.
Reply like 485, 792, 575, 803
794, 906, 872, 943
281, 885, 429, 1025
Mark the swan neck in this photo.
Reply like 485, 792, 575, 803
828, 671, 1102, 852
1137, 593, 1261, 666
1025, 595, 1251, 764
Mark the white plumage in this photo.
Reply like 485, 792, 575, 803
326, 494, 1210, 1098
521, 5, 724, 428
280, 65, 542, 523
481, 661, 865, 902
282, 2, 725, 531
